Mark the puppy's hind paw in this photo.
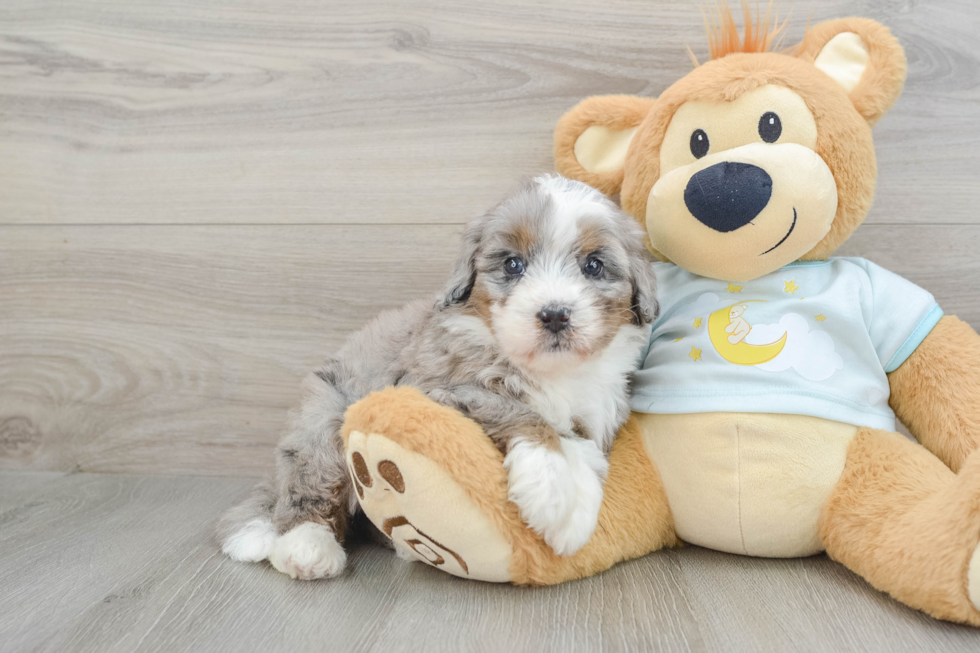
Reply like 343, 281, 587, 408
504, 438, 608, 557
268, 522, 347, 580
221, 517, 277, 563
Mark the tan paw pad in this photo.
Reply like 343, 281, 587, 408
346, 430, 512, 582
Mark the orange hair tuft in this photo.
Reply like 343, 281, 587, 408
697, 1, 790, 61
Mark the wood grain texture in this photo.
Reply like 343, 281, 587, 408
0, 0, 977, 225
1, 0, 979, 477
3, 0, 980, 648
0, 471, 977, 653
2, 223, 980, 476
0, 224, 460, 476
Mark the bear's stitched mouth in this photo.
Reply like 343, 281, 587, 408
759, 208, 797, 256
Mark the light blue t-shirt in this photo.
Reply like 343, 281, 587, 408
631, 258, 943, 431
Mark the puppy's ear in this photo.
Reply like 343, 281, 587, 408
628, 243, 659, 327
794, 18, 906, 125
439, 218, 482, 309
554, 95, 657, 196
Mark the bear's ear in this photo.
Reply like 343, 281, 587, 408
554, 95, 657, 196
794, 18, 907, 125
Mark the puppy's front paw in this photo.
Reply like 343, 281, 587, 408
504, 440, 576, 539
504, 438, 608, 556
552, 439, 609, 555
268, 522, 346, 580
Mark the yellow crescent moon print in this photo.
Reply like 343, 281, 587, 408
707, 301, 788, 366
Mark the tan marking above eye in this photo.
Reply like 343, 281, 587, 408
505, 221, 537, 254
575, 221, 608, 257
660, 85, 818, 176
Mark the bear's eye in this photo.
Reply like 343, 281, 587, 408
690, 129, 709, 159
758, 112, 782, 143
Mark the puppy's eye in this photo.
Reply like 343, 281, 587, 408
504, 257, 525, 276
690, 129, 709, 159
758, 112, 782, 143
583, 257, 604, 277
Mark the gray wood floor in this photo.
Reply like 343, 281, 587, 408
4, 0, 980, 476
1, 471, 979, 653
2, 0, 980, 650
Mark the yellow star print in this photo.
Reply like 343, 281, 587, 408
693, 317, 703, 329
727, 282, 742, 293
689, 346, 702, 361
815, 314, 827, 322
673, 337, 684, 342
784, 280, 799, 294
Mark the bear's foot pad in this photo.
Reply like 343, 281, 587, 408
346, 429, 513, 582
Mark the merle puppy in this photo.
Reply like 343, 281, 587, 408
219, 175, 658, 580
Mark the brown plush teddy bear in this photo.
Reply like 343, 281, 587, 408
341, 9, 980, 626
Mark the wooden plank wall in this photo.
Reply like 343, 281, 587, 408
2, 0, 979, 476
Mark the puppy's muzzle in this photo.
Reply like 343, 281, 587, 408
538, 306, 571, 333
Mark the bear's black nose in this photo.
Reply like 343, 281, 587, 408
684, 162, 772, 233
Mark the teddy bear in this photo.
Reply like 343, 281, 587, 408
339, 9, 980, 626
724, 304, 752, 344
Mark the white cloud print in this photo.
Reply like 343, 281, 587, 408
746, 313, 843, 381
689, 292, 721, 311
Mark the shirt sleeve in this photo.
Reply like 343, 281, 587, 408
857, 259, 944, 373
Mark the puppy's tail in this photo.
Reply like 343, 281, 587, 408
215, 480, 278, 562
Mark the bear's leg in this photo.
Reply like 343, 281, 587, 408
341, 387, 678, 585
888, 315, 980, 472
819, 428, 980, 625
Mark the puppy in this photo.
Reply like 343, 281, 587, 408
218, 175, 658, 580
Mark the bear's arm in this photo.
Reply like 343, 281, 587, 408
888, 315, 980, 472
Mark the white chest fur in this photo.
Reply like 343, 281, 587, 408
525, 325, 648, 449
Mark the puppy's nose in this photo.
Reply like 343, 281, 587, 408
537, 306, 571, 333
684, 162, 772, 233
